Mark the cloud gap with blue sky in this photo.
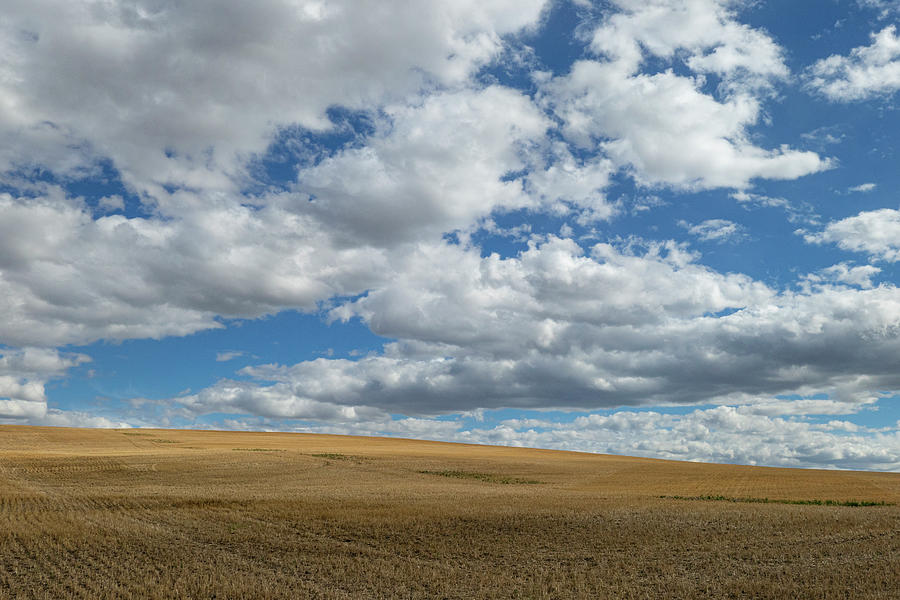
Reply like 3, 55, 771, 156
2, 0, 900, 470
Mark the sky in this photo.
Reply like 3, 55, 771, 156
3, 0, 900, 471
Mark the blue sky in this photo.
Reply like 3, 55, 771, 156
3, 0, 900, 470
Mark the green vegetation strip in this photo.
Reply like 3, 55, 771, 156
660, 495, 892, 507
419, 470, 541, 485
232, 448, 286, 452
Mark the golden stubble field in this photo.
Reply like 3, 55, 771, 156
1, 425, 898, 599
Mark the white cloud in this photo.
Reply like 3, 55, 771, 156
543, 0, 830, 190
0, 0, 548, 194
731, 190, 819, 225
167, 237, 900, 422
805, 208, 900, 262
858, 0, 900, 20
803, 262, 882, 289
0, 86, 559, 348
0, 2, 569, 352
741, 397, 878, 417
176, 379, 388, 422
97, 194, 125, 212
590, 0, 789, 87
215, 351, 245, 363
296, 86, 553, 245
0, 0, 829, 352
807, 25, 900, 101
30, 409, 132, 429
800, 125, 845, 148
471, 405, 900, 470
0, 347, 89, 420
0, 188, 389, 346
201, 403, 900, 471
523, 142, 616, 221
680, 218, 745, 243
848, 182, 877, 193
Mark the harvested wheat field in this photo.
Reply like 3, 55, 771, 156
1, 425, 899, 599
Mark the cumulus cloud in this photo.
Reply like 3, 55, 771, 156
0, 0, 548, 193
0, 347, 89, 420
0, 2, 566, 350
805, 208, 900, 262
523, 143, 616, 221
296, 86, 554, 246
0, 85, 561, 348
542, 0, 830, 189
0, 188, 390, 346
589, 0, 789, 86
465, 406, 900, 471
803, 262, 882, 289
170, 238, 900, 422
807, 25, 900, 101
0, 1, 832, 350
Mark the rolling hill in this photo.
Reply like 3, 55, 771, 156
1, 425, 898, 598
